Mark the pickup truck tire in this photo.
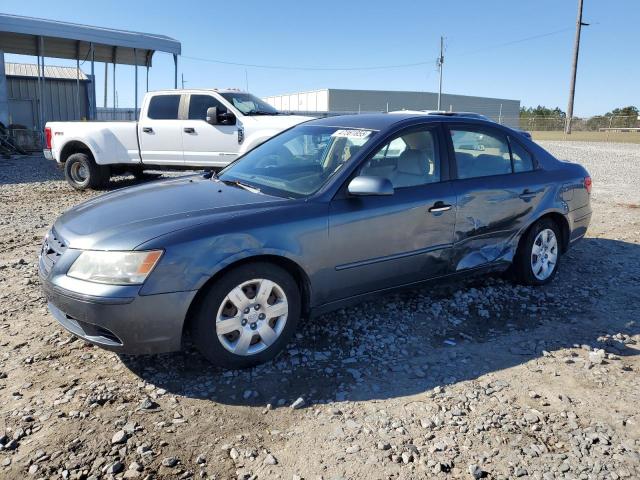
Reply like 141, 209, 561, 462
130, 166, 160, 180
64, 153, 110, 190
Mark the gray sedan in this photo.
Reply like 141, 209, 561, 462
39, 114, 592, 368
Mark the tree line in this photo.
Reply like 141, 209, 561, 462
519, 105, 639, 131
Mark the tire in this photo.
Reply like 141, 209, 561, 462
191, 262, 301, 369
64, 153, 110, 190
130, 166, 160, 180
513, 218, 561, 286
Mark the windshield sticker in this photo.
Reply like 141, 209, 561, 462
331, 129, 373, 139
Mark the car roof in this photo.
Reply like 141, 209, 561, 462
303, 113, 496, 131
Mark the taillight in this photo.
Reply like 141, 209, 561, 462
584, 176, 592, 194
44, 127, 52, 149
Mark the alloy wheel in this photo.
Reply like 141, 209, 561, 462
531, 228, 558, 281
215, 278, 288, 356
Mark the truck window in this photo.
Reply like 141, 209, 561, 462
188, 95, 227, 120
147, 95, 181, 120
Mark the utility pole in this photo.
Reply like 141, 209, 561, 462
565, 0, 588, 134
181, 73, 186, 89
437, 36, 444, 111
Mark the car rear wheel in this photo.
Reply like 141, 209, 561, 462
191, 262, 301, 368
64, 153, 110, 190
513, 218, 561, 285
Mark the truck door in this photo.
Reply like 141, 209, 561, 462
138, 94, 184, 165
182, 94, 240, 167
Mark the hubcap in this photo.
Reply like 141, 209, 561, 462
531, 228, 558, 280
70, 162, 88, 183
215, 278, 288, 356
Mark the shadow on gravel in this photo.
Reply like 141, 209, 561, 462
120, 237, 640, 408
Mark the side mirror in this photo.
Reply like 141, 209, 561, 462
206, 107, 219, 125
347, 176, 394, 196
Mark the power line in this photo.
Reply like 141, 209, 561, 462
179, 27, 575, 72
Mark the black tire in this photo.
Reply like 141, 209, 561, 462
64, 152, 110, 190
513, 218, 561, 286
130, 166, 160, 180
191, 262, 301, 369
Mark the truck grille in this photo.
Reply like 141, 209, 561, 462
41, 228, 67, 275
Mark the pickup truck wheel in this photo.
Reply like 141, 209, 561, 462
130, 167, 160, 180
64, 153, 110, 190
191, 262, 301, 369
513, 218, 561, 286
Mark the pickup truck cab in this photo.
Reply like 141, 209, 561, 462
44, 89, 311, 190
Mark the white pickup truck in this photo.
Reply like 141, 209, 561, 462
44, 89, 311, 190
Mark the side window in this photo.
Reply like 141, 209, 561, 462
147, 95, 181, 120
360, 129, 440, 188
509, 137, 534, 172
188, 95, 227, 121
450, 128, 512, 179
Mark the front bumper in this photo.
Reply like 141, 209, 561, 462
40, 274, 197, 355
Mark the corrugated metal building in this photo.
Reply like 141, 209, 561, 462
5, 62, 90, 129
263, 88, 521, 127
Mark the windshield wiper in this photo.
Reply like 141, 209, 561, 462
246, 110, 279, 116
220, 178, 261, 194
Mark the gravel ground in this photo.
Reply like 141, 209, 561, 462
0, 141, 639, 480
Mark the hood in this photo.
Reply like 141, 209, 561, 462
54, 175, 286, 250
244, 114, 312, 129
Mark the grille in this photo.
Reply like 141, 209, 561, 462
41, 228, 67, 275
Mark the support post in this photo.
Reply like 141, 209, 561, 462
112, 47, 117, 113
134, 49, 138, 114
173, 54, 178, 89
90, 43, 95, 120
76, 41, 81, 119
0, 51, 8, 127
103, 62, 108, 108
39, 36, 46, 130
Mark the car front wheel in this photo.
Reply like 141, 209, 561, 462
191, 262, 301, 368
514, 218, 561, 285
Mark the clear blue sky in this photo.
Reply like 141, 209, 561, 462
4, 0, 639, 116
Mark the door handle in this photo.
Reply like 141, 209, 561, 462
429, 201, 452, 213
184, 127, 195, 134
142, 127, 153, 133
519, 189, 539, 200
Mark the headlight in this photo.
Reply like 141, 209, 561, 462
67, 250, 163, 285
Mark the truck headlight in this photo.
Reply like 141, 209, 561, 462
67, 250, 163, 285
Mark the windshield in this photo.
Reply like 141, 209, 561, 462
220, 92, 280, 115
217, 125, 376, 198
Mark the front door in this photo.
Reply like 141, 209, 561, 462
138, 93, 184, 165
182, 94, 239, 167
446, 124, 546, 271
327, 125, 457, 302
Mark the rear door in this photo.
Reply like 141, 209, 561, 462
182, 94, 239, 167
446, 123, 546, 271
138, 93, 184, 165
327, 124, 457, 302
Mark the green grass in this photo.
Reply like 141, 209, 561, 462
531, 131, 640, 144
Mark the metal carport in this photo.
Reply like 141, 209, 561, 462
0, 13, 181, 130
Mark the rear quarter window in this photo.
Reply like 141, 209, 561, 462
509, 137, 535, 172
